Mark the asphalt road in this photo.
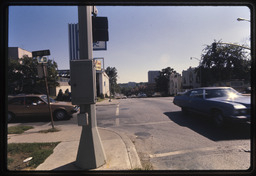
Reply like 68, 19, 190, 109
96, 97, 251, 170
8, 97, 251, 170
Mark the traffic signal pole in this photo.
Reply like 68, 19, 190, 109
75, 6, 106, 169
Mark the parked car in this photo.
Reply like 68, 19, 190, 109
130, 94, 137, 98
152, 92, 161, 97
137, 93, 147, 98
173, 87, 250, 127
8, 94, 79, 122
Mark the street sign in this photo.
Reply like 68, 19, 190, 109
32, 50, 50, 57
93, 41, 107, 50
94, 60, 102, 71
37, 56, 48, 64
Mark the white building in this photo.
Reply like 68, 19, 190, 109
8, 47, 32, 63
169, 72, 182, 95
96, 70, 110, 97
182, 67, 200, 89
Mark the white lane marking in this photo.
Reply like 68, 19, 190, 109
149, 145, 250, 158
150, 146, 216, 158
125, 120, 173, 126
116, 104, 120, 116
115, 104, 120, 126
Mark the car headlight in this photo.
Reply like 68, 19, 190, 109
234, 109, 248, 115
73, 106, 80, 112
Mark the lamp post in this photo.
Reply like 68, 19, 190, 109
190, 57, 202, 87
237, 17, 250, 22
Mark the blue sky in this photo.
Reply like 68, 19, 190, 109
9, 6, 250, 83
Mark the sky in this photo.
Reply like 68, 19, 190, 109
8, 5, 251, 83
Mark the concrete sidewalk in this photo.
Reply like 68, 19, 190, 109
8, 118, 142, 170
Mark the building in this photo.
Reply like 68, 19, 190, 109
96, 70, 110, 97
56, 77, 70, 96
68, 24, 80, 60
148, 71, 160, 83
8, 47, 32, 62
57, 69, 110, 98
182, 67, 200, 89
169, 72, 182, 95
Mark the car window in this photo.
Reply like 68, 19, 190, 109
25, 97, 42, 105
189, 90, 203, 98
8, 97, 24, 105
41, 95, 56, 103
205, 88, 241, 99
184, 90, 192, 96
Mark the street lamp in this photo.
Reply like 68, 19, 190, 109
237, 17, 250, 22
190, 57, 202, 87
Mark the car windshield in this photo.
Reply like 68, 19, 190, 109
41, 95, 56, 103
205, 88, 241, 99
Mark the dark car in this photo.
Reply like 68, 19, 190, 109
8, 94, 79, 122
173, 87, 250, 127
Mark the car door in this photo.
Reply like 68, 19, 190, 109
188, 89, 205, 113
24, 97, 48, 116
8, 97, 25, 116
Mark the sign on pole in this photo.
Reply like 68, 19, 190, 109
93, 41, 107, 50
32, 50, 50, 57
37, 56, 48, 64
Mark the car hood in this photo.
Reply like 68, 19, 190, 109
209, 96, 251, 108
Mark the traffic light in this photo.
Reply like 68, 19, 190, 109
92, 16, 109, 42
212, 42, 217, 53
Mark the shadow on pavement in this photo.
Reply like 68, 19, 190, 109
53, 162, 82, 171
164, 111, 250, 141
8, 115, 70, 123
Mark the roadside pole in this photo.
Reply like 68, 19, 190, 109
33, 50, 54, 129
72, 6, 106, 169
42, 63, 55, 129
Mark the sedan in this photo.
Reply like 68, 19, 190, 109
8, 94, 79, 122
173, 87, 250, 127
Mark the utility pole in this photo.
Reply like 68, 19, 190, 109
33, 50, 54, 129
71, 6, 106, 169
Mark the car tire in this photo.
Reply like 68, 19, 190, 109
8, 112, 15, 122
54, 110, 67, 121
213, 110, 224, 128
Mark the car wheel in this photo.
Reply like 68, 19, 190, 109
54, 110, 67, 121
213, 110, 224, 128
8, 112, 15, 122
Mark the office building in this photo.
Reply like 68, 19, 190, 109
148, 71, 160, 83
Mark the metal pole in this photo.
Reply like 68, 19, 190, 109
43, 64, 54, 129
75, 6, 106, 169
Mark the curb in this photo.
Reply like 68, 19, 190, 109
99, 127, 142, 169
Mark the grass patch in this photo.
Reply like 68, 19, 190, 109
8, 142, 60, 170
38, 127, 60, 133
96, 97, 105, 102
8, 125, 34, 134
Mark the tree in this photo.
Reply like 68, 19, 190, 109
105, 67, 119, 96
8, 56, 59, 95
196, 40, 251, 86
155, 67, 176, 96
